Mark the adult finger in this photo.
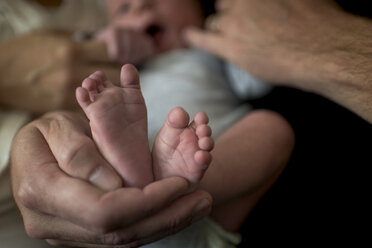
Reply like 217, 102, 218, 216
38, 112, 123, 191
17, 170, 211, 245
116, 190, 212, 247
19, 206, 96, 242
12, 117, 212, 232
21, 186, 211, 246
45, 190, 211, 247
14, 143, 204, 234
76, 40, 111, 64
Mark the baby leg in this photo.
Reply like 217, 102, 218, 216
201, 110, 295, 232
76, 65, 153, 188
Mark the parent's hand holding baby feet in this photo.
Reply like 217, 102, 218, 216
74, 64, 214, 190
11, 111, 212, 247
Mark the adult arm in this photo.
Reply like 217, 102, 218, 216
185, 0, 372, 123
11, 111, 212, 247
0, 30, 120, 114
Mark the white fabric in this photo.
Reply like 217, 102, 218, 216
0, 168, 13, 216
141, 218, 241, 248
0, 0, 106, 42
0, 110, 30, 175
0, 167, 59, 248
226, 62, 272, 100
0, 110, 29, 217
0, 1, 106, 247
141, 49, 251, 146
140, 50, 248, 248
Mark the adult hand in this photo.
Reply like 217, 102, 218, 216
186, 0, 372, 123
185, 0, 349, 88
0, 30, 121, 114
95, 25, 157, 65
11, 111, 212, 247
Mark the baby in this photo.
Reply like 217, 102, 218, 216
75, 0, 293, 247
77, 0, 218, 188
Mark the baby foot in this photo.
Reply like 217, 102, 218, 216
76, 65, 153, 188
152, 107, 214, 186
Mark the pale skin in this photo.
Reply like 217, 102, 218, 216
185, 0, 372, 123
76, 64, 214, 188
11, 110, 212, 247
9, 0, 296, 246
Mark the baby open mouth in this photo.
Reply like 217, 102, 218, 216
145, 24, 166, 51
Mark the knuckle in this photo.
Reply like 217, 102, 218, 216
166, 215, 185, 234
38, 74, 75, 111
59, 139, 92, 174
55, 39, 76, 62
16, 180, 36, 209
42, 111, 77, 128
219, 15, 232, 29
222, 16, 242, 34
101, 231, 136, 246
83, 205, 113, 234
46, 239, 62, 246
23, 218, 47, 239
85, 190, 145, 235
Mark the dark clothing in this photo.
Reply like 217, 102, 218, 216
238, 2, 372, 245
336, 0, 372, 17
239, 88, 371, 246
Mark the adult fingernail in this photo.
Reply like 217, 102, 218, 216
192, 199, 212, 222
89, 166, 122, 191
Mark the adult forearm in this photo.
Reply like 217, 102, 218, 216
0, 32, 76, 112
0, 31, 118, 114
186, 0, 372, 123
305, 13, 372, 123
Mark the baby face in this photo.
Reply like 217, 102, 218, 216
106, 0, 204, 53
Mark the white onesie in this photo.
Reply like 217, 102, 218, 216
139, 49, 273, 248
0, 1, 106, 247
140, 49, 250, 248
141, 49, 251, 145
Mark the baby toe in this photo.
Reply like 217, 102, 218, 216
76, 87, 91, 109
194, 150, 212, 168
120, 64, 141, 88
196, 124, 212, 138
82, 78, 98, 92
198, 137, 214, 151
194, 112, 209, 126
90, 71, 107, 82
167, 107, 190, 129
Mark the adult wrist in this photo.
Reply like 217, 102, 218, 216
312, 14, 372, 122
